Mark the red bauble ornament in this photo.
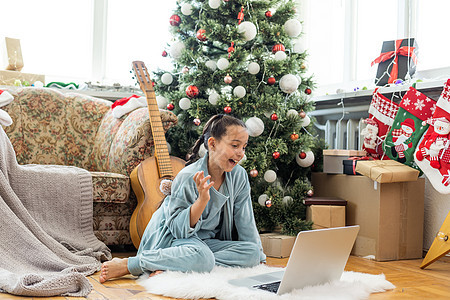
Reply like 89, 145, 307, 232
267, 76, 276, 85
272, 151, 280, 159
228, 45, 235, 53
271, 113, 278, 121
196, 29, 207, 41
299, 110, 306, 118
265, 199, 272, 208
169, 14, 181, 26
250, 169, 258, 177
186, 85, 199, 98
224, 74, 232, 84
265, 10, 272, 18
290, 133, 299, 141
305, 88, 312, 95
167, 103, 174, 111
193, 118, 201, 126
162, 50, 168, 57
272, 43, 285, 53
299, 152, 307, 159
224, 106, 232, 114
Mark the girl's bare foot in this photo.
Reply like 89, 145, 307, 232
149, 270, 164, 278
99, 258, 130, 283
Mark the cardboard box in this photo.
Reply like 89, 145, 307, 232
0, 70, 45, 86
306, 205, 346, 229
311, 172, 424, 261
323, 149, 366, 174
260, 233, 296, 258
355, 160, 420, 183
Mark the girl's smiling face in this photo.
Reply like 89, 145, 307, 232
208, 125, 248, 173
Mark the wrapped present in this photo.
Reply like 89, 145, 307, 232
343, 156, 373, 175
372, 38, 418, 86
355, 160, 420, 183
323, 149, 366, 174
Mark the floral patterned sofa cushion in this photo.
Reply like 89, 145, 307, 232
2, 87, 178, 246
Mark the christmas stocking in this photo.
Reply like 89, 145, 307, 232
415, 79, 450, 194
361, 89, 399, 159
383, 86, 436, 169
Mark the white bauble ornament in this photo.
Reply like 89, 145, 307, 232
156, 96, 169, 109
258, 194, 269, 206
300, 115, 311, 127
282, 196, 293, 205
295, 150, 315, 167
233, 86, 246, 98
238, 21, 257, 41
217, 58, 230, 70
284, 19, 302, 37
287, 109, 298, 118
208, 91, 220, 105
208, 0, 221, 9
161, 73, 173, 85
274, 51, 287, 61
179, 97, 191, 110
170, 41, 185, 59
248, 62, 260, 74
181, 3, 193, 15
293, 42, 306, 54
264, 170, 277, 183
279, 74, 300, 94
199, 144, 207, 158
238, 154, 247, 165
245, 117, 264, 137
205, 60, 217, 71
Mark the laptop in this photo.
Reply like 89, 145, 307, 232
228, 225, 360, 295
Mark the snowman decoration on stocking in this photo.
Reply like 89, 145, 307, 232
416, 117, 450, 169
391, 118, 415, 163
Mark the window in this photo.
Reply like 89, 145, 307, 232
304, 0, 450, 95
1, 0, 93, 80
105, 0, 177, 86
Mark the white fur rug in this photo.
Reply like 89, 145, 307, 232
138, 264, 395, 300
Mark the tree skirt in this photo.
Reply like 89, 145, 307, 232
138, 264, 395, 300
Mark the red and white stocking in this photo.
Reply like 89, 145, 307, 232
362, 89, 399, 159
415, 79, 450, 193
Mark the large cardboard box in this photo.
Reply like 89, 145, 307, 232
311, 172, 424, 261
260, 233, 296, 258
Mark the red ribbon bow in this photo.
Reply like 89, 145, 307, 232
348, 156, 372, 175
371, 39, 418, 84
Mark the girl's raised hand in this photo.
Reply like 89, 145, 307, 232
193, 171, 214, 203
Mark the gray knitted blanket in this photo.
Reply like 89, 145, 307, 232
0, 126, 111, 297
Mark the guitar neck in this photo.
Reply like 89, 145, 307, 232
144, 88, 173, 178
133, 60, 174, 179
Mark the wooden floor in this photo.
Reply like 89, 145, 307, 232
1, 253, 449, 299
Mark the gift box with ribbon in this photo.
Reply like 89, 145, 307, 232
343, 156, 373, 175
372, 38, 418, 86
355, 159, 420, 183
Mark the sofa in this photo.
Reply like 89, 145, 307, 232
2, 87, 178, 246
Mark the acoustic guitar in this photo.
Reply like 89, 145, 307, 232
129, 61, 186, 249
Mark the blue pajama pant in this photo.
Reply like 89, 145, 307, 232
127, 236, 261, 276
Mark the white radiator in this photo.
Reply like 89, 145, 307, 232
323, 118, 366, 150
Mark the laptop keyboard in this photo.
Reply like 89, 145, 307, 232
253, 281, 281, 293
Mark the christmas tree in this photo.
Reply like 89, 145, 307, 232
153, 0, 322, 235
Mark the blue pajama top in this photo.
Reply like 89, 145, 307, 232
134, 152, 266, 262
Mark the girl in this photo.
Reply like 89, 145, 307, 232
100, 114, 266, 282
